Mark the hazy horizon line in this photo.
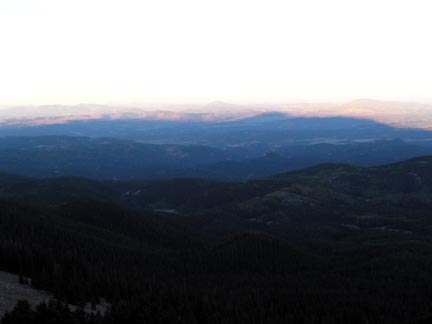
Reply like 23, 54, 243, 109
2, 97, 432, 108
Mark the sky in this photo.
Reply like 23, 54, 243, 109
0, 0, 431, 106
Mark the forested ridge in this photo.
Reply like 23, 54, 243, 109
3, 157, 432, 323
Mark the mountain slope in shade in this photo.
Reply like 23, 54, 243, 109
1, 155, 432, 215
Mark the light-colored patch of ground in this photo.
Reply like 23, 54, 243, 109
0, 270, 51, 318
0, 270, 110, 319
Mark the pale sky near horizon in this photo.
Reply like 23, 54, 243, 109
0, 0, 431, 106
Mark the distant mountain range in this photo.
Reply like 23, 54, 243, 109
0, 101, 432, 181
1, 99, 432, 129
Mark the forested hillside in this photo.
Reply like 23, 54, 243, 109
2, 157, 432, 323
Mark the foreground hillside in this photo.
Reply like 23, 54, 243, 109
2, 157, 432, 323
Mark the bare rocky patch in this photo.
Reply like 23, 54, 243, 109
0, 271, 51, 318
